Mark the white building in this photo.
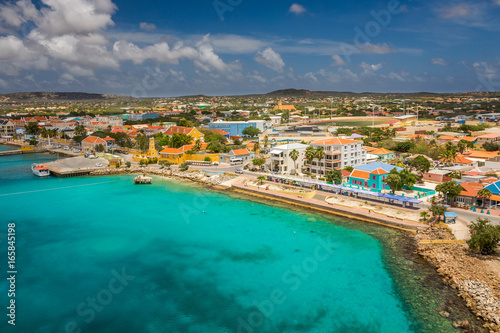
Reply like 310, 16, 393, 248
270, 143, 309, 174
307, 138, 366, 175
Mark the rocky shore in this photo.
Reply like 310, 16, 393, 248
416, 228, 500, 332
89, 166, 238, 187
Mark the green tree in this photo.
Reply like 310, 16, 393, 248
384, 173, 401, 194
315, 147, 325, 177
136, 134, 149, 152
29, 138, 38, 146
343, 165, 354, 172
253, 157, 266, 166
204, 156, 211, 162
25, 122, 39, 135
435, 181, 463, 204
326, 169, 342, 184
179, 162, 189, 171
420, 211, 429, 222
170, 133, 193, 148
74, 125, 87, 137
305, 146, 316, 172
394, 141, 415, 152
477, 188, 492, 208
241, 126, 261, 137
257, 175, 266, 185
125, 161, 131, 168
407, 155, 431, 176
253, 142, 260, 154
467, 218, 500, 254
399, 169, 418, 189
482, 142, 500, 151
457, 140, 469, 154
429, 204, 447, 221
263, 135, 269, 148
289, 149, 299, 173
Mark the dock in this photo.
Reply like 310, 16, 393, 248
0, 148, 47, 156
44, 156, 108, 178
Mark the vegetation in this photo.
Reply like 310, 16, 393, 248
394, 141, 415, 152
257, 175, 266, 185
289, 149, 299, 172
179, 162, 189, 171
384, 173, 401, 194
429, 204, 447, 221
253, 157, 266, 166
343, 165, 354, 172
477, 188, 492, 208
435, 181, 463, 204
241, 126, 261, 137
125, 161, 131, 168
483, 142, 500, 151
467, 218, 500, 255
326, 169, 342, 184
407, 155, 431, 176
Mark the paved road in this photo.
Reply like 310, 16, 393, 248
450, 207, 500, 226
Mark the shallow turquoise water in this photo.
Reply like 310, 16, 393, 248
0, 151, 477, 332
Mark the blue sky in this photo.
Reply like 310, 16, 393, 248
0, 0, 499, 96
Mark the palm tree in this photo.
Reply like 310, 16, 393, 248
253, 142, 260, 154
257, 175, 266, 185
477, 188, 492, 208
290, 149, 299, 173
305, 146, 315, 173
420, 211, 429, 222
457, 140, 468, 154
315, 147, 325, 177
194, 139, 202, 152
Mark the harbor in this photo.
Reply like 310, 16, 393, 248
43, 156, 109, 177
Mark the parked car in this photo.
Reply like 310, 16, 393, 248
88, 155, 97, 159
84, 153, 90, 158
235, 169, 243, 174
64, 146, 69, 150
95, 163, 103, 167
114, 149, 122, 153
122, 151, 128, 155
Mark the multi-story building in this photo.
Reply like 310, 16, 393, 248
208, 120, 266, 137
306, 138, 366, 176
0, 119, 16, 138
270, 143, 309, 174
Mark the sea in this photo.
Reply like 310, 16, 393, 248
0, 147, 485, 333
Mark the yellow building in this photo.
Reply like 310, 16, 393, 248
164, 126, 205, 142
273, 101, 296, 112
158, 142, 218, 164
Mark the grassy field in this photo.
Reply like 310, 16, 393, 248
320, 120, 389, 127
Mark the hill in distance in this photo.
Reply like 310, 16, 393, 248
1, 92, 132, 101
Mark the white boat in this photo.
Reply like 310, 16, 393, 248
31, 163, 50, 177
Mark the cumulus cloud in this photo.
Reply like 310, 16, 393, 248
289, 4, 307, 15
254, 48, 285, 73
360, 62, 383, 75
431, 58, 450, 66
113, 40, 198, 65
194, 35, 241, 72
331, 54, 347, 66
139, 22, 156, 31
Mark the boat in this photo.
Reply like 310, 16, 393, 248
31, 163, 50, 177
134, 174, 152, 184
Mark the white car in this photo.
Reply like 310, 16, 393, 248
88, 155, 97, 159
64, 146, 70, 150
95, 163, 103, 167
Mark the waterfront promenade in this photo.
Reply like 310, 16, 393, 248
231, 177, 426, 232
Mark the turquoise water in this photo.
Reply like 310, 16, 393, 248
0, 151, 481, 332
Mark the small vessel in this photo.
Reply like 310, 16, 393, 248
31, 163, 50, 177
134, 174, 152, 184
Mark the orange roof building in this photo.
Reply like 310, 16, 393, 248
81, 136, 107, 153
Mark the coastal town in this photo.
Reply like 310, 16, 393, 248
2, 91, 500, 330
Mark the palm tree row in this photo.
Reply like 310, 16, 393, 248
305, 146, 326, 177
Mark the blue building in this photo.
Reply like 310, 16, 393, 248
209, 120, 266, 137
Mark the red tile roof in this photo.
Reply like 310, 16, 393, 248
164, 126, 194, 135
82, 136, 106, 144
232, 148, 251, 156
350, 170, 370, 179
212, 129, 229, 135
312, 138, 360, 145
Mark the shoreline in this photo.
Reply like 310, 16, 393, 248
14, 153, 500, 331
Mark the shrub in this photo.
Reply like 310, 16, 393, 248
204, 156, 211, 162
125, 161, 131, 168
467, 218, 500, 255
179, 162, 189, 171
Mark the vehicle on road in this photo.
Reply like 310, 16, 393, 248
89, 155, 97, 159
64, 146, 69, 150
95, 163, 103, 167
235, 169, 243, 174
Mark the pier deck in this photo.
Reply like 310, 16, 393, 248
45, 156, 108, 177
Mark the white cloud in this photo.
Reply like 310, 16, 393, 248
194, 35, 241, 72
431, 58, 450, 66
289, 4, 307, 15
359, 42, 393, 54
331, 54, 347, 66
436, 3, 473, 19
139, 22, 156, 31
360, 62, 383, 75
113, 40, 198, 65
0, 78, 7, 88
254, 48, 285, 73
36, 0, 116, 37
211, 34, 266, 54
